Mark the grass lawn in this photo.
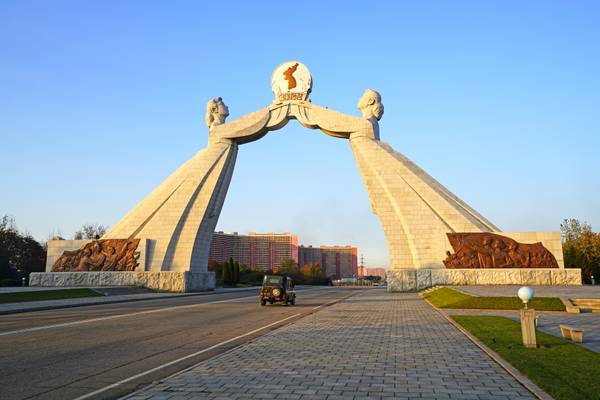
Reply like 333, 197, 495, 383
0, 288, 103, 304
453, 315, 600, 400
424, 287, 565, 311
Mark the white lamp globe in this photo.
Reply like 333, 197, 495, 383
518, 286, 535, 307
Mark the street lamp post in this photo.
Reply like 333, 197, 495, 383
518, 286, 534, 309
518, 286, 537, 348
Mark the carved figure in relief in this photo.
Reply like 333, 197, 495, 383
283, 63, 299, 89
205, 97, 230, 129
105, 245, 132, 271
76, 241, 106, 271
52, 239, 140, 272
443, 233, 558, 269
491, 240, 511, 268
468, 236, 492, 268
507, 241, 529, 267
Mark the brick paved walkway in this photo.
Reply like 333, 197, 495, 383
124, 290, 535, 400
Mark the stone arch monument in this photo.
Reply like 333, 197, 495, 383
35, 62, 580, 291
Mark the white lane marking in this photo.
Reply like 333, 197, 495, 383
0, 295, 257, 337
0, 287, 332, 337
72, 313, 302, 400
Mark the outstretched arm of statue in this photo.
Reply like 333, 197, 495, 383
208, 107, 272, 145
205, 87, 383, 145
296, 103, 375, 140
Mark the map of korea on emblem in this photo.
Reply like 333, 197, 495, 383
271, 61, 312, 102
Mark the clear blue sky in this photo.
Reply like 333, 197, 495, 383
1, 1, 599, 268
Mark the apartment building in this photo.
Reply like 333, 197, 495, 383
298, 245, 358, 279
209, 231, 298, 271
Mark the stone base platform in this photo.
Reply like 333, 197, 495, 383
387, 268, 582, 292
29, 271, 215, 293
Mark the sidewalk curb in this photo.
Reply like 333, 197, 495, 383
423, 297, 554, 400
0, 288, 259, 316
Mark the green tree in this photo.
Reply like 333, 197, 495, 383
233, 261, 240, 284
223, 258, 239, 285
278, 258, 301, 281
310, 263, 324, 282
0, 215, 46, 285
222, 259, 232, 285
207, 260, 223, 280
73, 223, 108, 240
239, 263, 249, 273
561, 218, 600, 284
301, 263, 324, 284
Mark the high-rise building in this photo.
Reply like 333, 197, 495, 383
298, 245, 358, 279
210, 231, 358, 278
209, 231, 298, 271
298, 245, 321, 267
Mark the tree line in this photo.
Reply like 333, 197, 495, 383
0, 216, 46, 285
0, 216, 108, 286
208, 257, 332, 287
274, 258, 332, 285
561, 218, 600, 284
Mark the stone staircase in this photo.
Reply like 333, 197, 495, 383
571, 298, 600, 313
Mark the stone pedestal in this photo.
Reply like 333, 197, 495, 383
520, 308, 538, 348
387, 268, 582, 292
29, 271, 215, 293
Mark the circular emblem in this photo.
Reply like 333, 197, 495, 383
271, 61, 312, 102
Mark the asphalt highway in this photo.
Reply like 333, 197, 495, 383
0, 286, 362, 400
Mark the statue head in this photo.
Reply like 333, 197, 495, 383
357, 89, 384, 121
205, 97, 229, 129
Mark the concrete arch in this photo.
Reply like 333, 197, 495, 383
103, 97, 496, 276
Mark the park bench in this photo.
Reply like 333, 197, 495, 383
559, 325, 584, 343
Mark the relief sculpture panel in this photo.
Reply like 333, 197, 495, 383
443, 233, 558, 269
52, 239, 140, 272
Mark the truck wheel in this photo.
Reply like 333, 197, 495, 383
260, 299, 266, 306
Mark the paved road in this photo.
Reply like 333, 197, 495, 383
0, 286, 359, 400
